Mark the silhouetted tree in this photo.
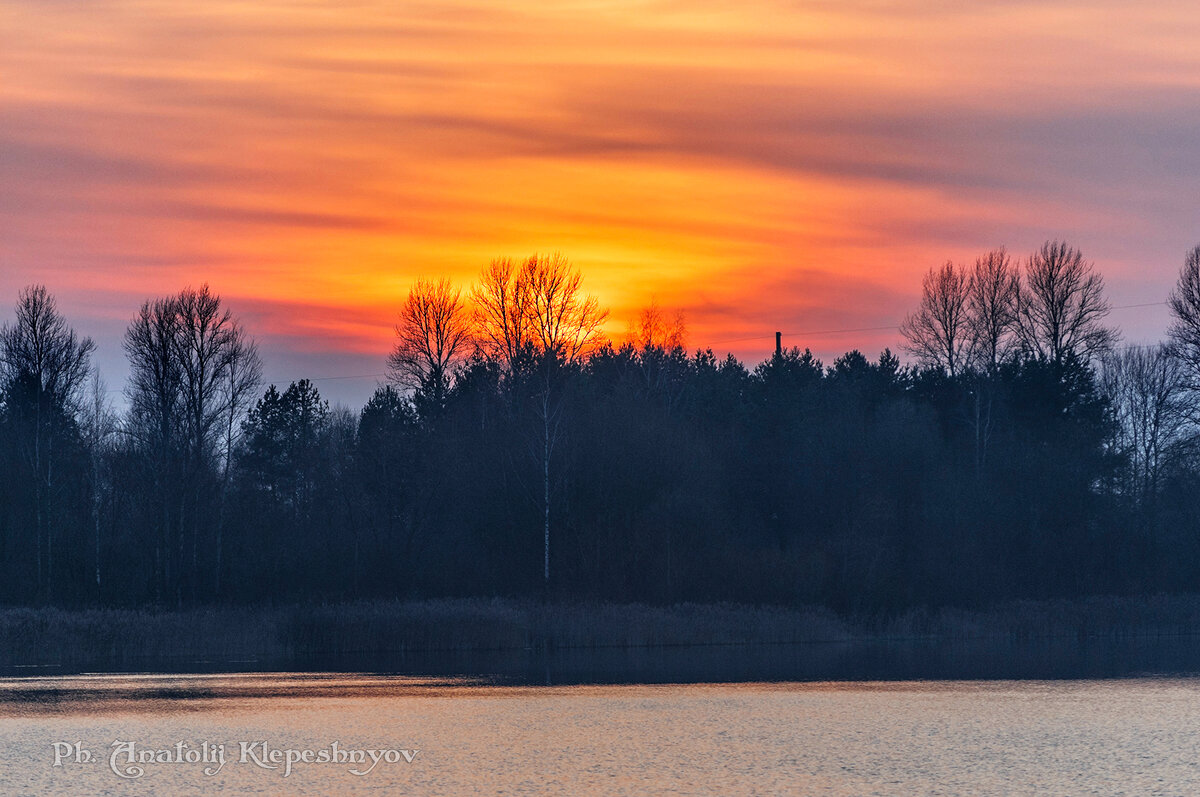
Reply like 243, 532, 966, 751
622, 301, 690, 413
0, 286, 95, 601
229, 380, 334, 598
123, 295, 184, 602
387, 277, 473, 411
1101, 345, 1192, 508
628, 299, 686, 352
473, 256, 534, 365
356, 385, 421, 591
900, 261, 971, 376
7, 250, 1200, 614
1167, 244, 1200, 395
473, 253, 608, 589
79, 371, 117, 600
966, 247, 1020, 373
1017, 241, 1117, 365
123, 285, 259, 604
240, 380, 329, 515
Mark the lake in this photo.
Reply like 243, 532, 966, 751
2, 672, 1200, 795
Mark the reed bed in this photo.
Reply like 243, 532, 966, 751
3, 594, 1200, 669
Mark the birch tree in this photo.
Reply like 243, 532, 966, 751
473, 253, 608, 589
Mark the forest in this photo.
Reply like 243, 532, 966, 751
4, 241, 1200, 614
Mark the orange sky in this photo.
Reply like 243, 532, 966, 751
2, 0, 1198, 405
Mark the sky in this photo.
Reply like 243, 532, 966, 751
2, 0, 1198, 407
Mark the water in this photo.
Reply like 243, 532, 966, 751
2, 674, 1200, 795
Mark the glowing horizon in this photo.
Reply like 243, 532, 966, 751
2, 0, 1196, 405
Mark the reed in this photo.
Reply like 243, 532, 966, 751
3, 594, 1200, 670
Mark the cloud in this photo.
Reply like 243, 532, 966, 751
2, 0, 1197, 407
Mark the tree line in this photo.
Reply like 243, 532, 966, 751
4, 243, 1200, 611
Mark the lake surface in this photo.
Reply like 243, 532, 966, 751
2, 674, 1199, 795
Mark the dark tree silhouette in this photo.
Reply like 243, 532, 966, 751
473, 253, 608, 588
387, 277, 473, 410
123, 285, 260, 604
0, 286, 95, 601
900, 261, 971, 376
1167, 244, 1200, 393
8, 249, 1200, 612
1017, 241, 1117, 365
1101, 345, 1192, 507
966, 248, 1020, 373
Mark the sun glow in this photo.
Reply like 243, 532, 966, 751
2, 0, 1193, 401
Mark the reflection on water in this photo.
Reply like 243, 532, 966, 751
2, 674, 1200, 795
0, 672, 478, 713
5, 638, 1200, 794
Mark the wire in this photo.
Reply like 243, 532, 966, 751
261, 372, 387, 384
102, 301, 1173, 391
707, 301, 1169, 348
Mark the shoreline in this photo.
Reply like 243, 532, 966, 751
4, 594, 1200, 675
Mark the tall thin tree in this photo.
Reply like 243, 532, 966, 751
473, 253, 608, 589
0, 285, 95, 601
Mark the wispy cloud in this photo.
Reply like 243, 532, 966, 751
1, 0, 1196, 404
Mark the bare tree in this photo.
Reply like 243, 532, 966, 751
0, 286, 95, 413
387, 277, 473, 402
473, 253, 608, 366
1167, 245, 1200, 391
900, 261, 971, 376
1016, 241, 1117, 365
0, 285, 95, 600
472, 256, 533, 365
624, 300, 690, 417
524, 253, 608, 363
628, 298, 687, 353
174, 285, 253, 469
124, 296, 184, 603
124, 296, 183, 459
1101, 345, 1192, 507
177, 285, 260, 604
123, 285, 259, 604
966, 248, 1020, 373
472, 253, 609, 590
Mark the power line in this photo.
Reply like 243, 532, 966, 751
708, 301, 1169, 348
106, 371, 388, 394
1112, 301, 1170, 310
101, 301, 1173, 391
709, 325, 900, 346
261, 372, 387, 384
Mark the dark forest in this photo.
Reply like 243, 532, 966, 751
4, 242, 1200, 614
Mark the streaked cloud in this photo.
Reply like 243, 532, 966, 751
1, 0, 1196, 404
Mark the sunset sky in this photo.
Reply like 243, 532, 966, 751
2, 0, 1198, 406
